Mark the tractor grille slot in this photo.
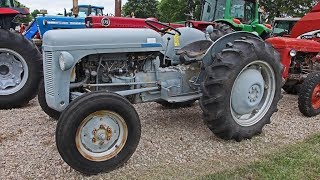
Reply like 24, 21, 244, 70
44, 52, 54, 96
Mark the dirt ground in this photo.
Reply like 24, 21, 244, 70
0, 94, 319, 179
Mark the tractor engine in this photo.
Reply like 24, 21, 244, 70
74, 52, 157, 91
71, 51, 201, 104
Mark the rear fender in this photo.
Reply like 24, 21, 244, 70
196, 32, 261, 84
202, 31, 261, 66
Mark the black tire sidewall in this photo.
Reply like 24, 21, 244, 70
298, 73, 320, 116
56, 92, 141, 175
37, 79, 61, 120
0, 29, 42, 108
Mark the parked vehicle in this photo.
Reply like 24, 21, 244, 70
40, 20, 282, 174
267, 2, 320, 117
200, 0, 272, 39
86, 0, 272, 39
23, 5, 104, 47
272, 17, 300, 37
0, 0, 42, 109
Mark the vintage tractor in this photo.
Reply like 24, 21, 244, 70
0, 0, 42, 108
40, 19, 283, 174
266, 2, 320, 117
200, 0, 272, 39
87, 0, 271, 40
23, 4, 105, 47
272, 17, 300, 37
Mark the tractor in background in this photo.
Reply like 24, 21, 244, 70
267, 2, 320, 117
0, 0, 42, 109
23, 4, 104, 47
272, 17, 300, 37
87, 0, 271, 40
192, 0, 272, 39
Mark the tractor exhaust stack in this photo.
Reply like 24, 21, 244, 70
73, 0, 79, 17
115, 0, 122, 17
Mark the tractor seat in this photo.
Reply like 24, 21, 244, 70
176, 40, 213, 59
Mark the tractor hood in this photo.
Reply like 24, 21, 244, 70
42, 28, 164, 52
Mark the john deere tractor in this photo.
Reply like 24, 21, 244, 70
0, 0, 42, 108
201, 0, 272, 39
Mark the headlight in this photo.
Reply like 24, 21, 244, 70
59, 51, 74, 71
289, 49, 297, 57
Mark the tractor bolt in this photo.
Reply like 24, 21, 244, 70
106, 127, 112, 133
92, 129, 97, 135
99, 141, 104, 145
92, 137, 96, 143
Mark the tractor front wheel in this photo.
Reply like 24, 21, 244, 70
38, 79, 61, 120
56, 91, 141, 175
0, 29, 42, 109
200, 36, 282, 141
298, 72, 320, 117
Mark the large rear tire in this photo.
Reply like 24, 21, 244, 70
298, 72, 320, 117
200, 36, 282, 141
210, 23, 234, 41
0, 29, 42, 109
38, 79, 61, 120
56, 92, 141, 175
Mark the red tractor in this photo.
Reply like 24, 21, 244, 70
0, 0, 42, 109
267, 2, 320, 117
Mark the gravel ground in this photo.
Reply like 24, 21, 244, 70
0, 94, 320, 179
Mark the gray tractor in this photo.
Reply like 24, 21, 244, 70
40, 20, 282, 174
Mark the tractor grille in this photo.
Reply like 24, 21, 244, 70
44, 51, 54, 96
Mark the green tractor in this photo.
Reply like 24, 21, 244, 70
201, 0, 272, 39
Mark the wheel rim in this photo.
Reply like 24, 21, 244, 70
76, 110, 128, 162
0, 48, 29, 95
231, 61, 276, 127
311, 84, 320, 110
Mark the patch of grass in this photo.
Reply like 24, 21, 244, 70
202, 134, 320, 180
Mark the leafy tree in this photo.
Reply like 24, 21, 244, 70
158, 0, 202, 22
158, 0, 188, 22
261, 0, 319, 22
31, 9, 40, 18
122, 0, 160, 18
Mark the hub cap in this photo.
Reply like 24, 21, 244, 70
76, 110, 128, 161
231, 61, 276, 127
0, 48, 28, 95
312, 84, 320, 110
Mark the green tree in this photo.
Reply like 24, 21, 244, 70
13, 0, 32, 23
122, 0, 160, 18
158, 0, 202, 22
158, 0, 188, 22
31, 9, 40, 18
261, 0, 319, 22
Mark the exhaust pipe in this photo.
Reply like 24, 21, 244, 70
115, 0, 122, 17
73, 0, 79, 17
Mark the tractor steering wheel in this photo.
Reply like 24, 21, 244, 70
145, 19, 181, 36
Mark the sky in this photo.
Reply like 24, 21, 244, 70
18, 0, 128, 15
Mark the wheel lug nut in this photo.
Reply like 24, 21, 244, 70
92, 137, 96, 143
